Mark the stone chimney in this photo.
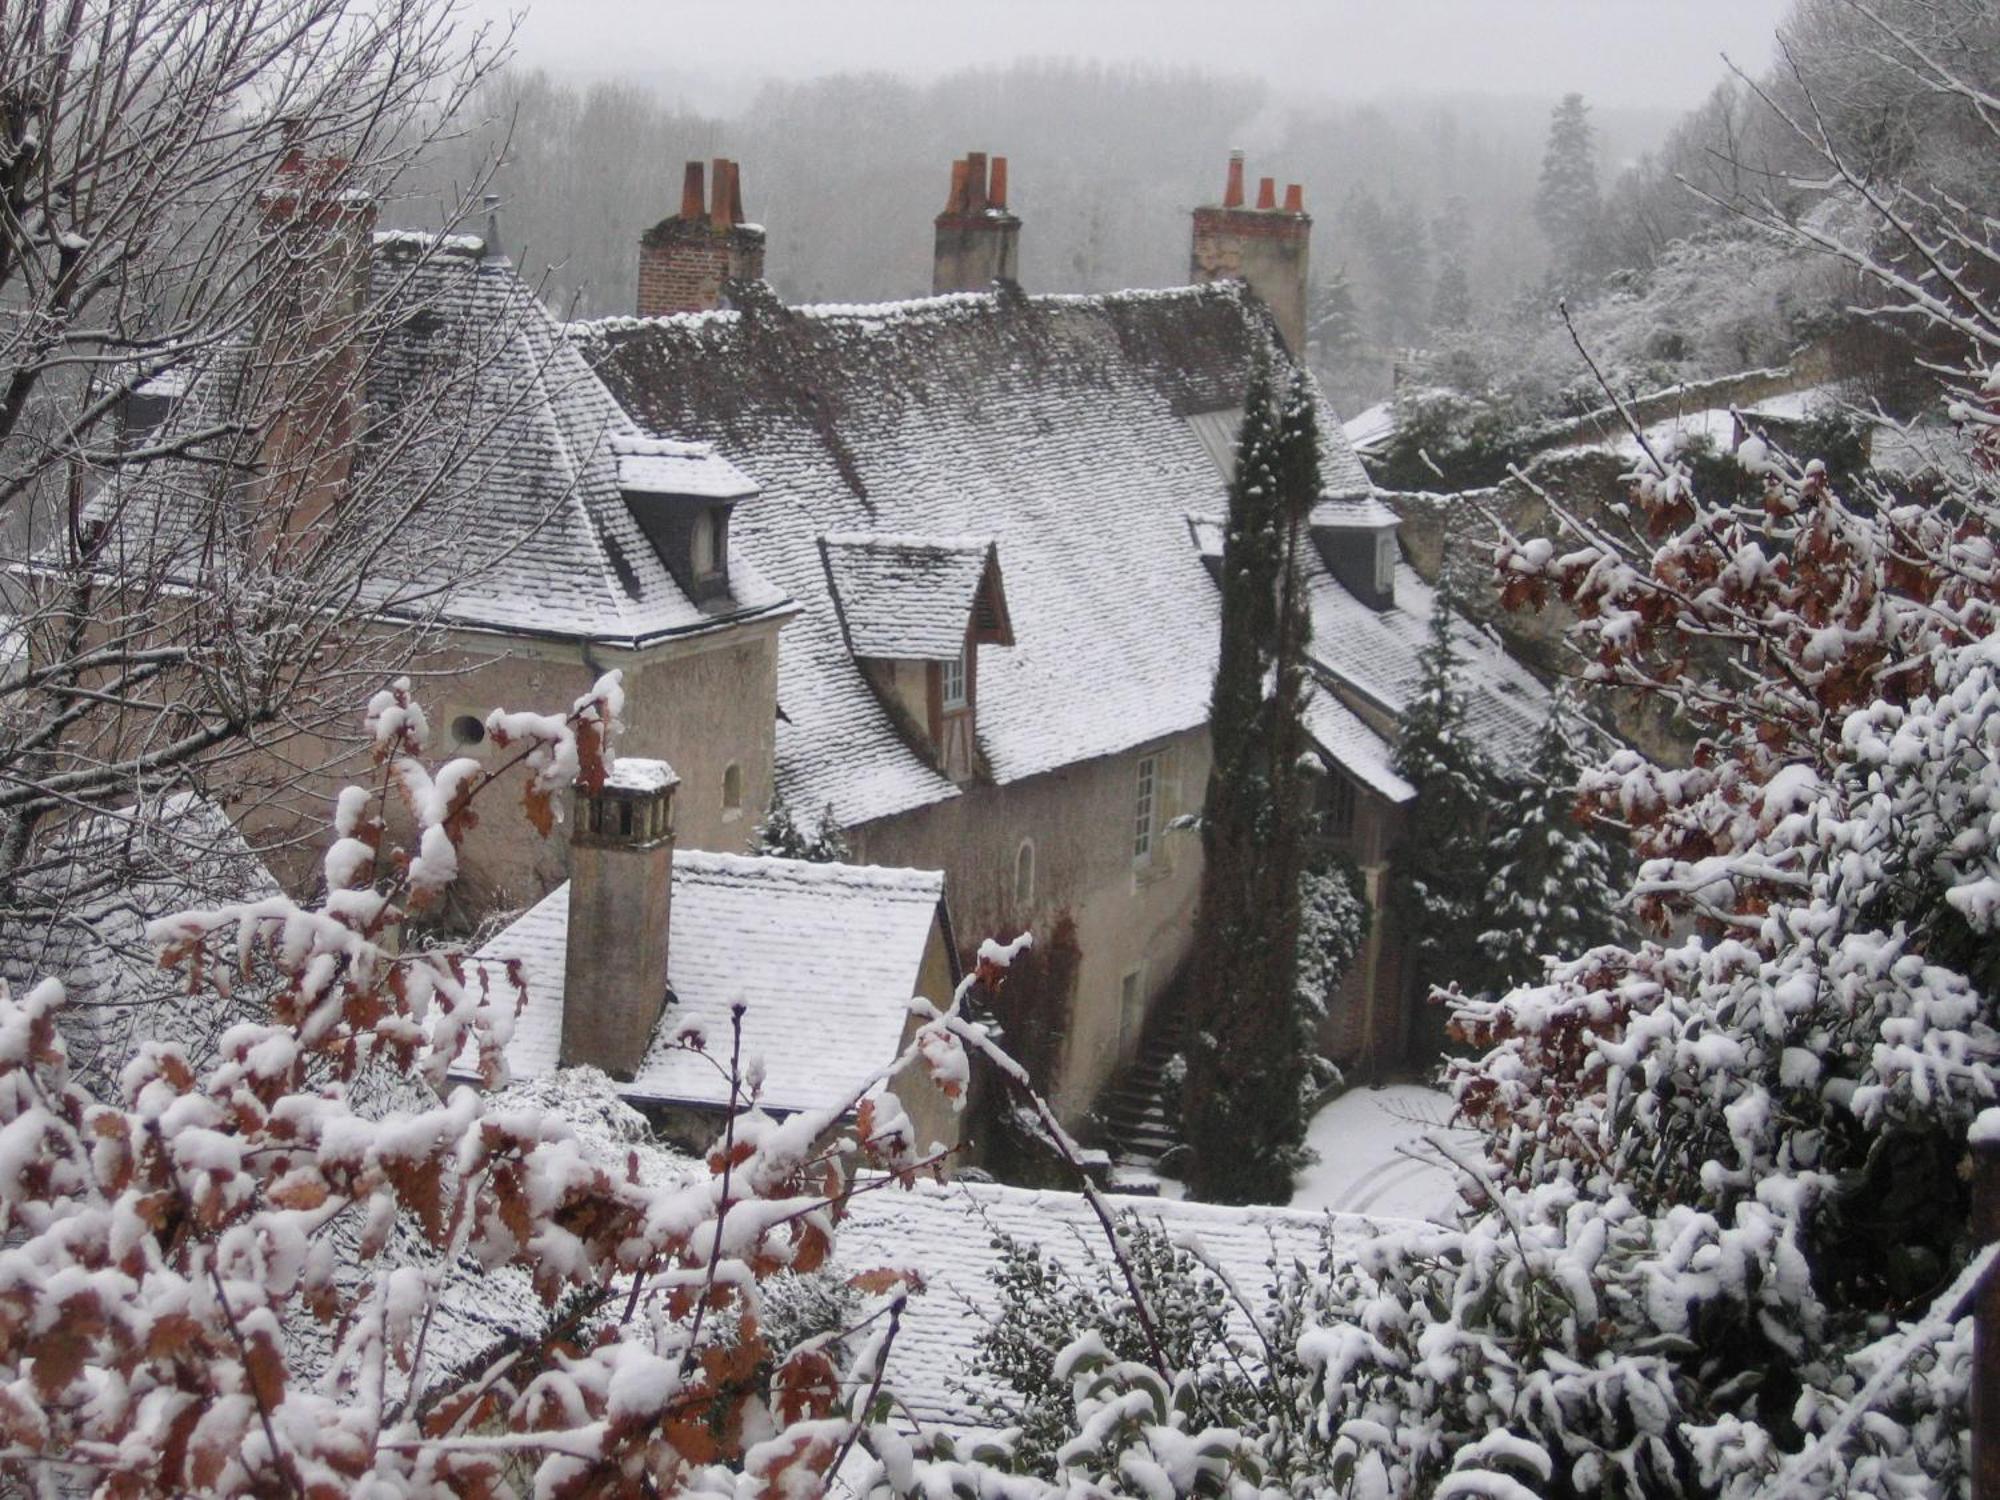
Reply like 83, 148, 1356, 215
1190, 149, 1311, 357
636, 158, 767, 317
560, 758, 679, 1079
933, 151, 1020, 295
255, 128, 377, 541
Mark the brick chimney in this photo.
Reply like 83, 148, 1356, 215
1190, 149, 1311, 356
933, 151, 1020, 295
255, 129, 377, 541
637, 158, 767, 317
560, 758, 679, 1079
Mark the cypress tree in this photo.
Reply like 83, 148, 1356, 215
1182, 362, 1320, 1204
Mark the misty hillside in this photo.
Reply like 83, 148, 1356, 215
438, 63, 1675, 409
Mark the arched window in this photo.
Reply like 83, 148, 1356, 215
722, 762, 743, 816
691, 510, 718, 576
1014, 838, 1035, 908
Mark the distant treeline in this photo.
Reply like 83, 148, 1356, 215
408, 61, 1674, 408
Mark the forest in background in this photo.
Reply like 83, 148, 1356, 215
420, 63, 1674, 413
419, 0, 1992, 449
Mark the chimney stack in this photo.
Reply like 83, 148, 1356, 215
932, 150, 1021, 295
255, 130, 378, 544
636, 158, 767, 317
560, 758, 679, 1079
1189, 152, 1312, 357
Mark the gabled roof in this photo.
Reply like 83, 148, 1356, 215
465, 850, 950, 1115
831, 1177, 1372, 1436
818, 533, 1011, 661
579, 282, 1375, 828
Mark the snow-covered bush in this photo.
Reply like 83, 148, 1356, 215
1296, 363, 2000, 1497
0, 672, 997, 1496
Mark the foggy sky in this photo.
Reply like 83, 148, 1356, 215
459, 0, 1799, 113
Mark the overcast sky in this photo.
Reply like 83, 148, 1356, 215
461, 0, 1799, 113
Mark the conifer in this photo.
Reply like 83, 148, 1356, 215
1182, 362, 1320, 1204
1389, 557, 1498, 1003
1478, 690, 1625, 988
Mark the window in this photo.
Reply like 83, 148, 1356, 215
722, 762, 743, 817
1014, 839, 1035, 907
449, 713, 486, 747
691, 510, 718, 576
1323, 771, 1357, 839
1133, 753, 1158, 861
1374, 532, 1396, 594
941, 646, 968, 710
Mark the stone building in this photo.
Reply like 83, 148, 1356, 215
459, 756, 965, 1156
78, 147, 1552, 1137
578, 152, 1551, 1117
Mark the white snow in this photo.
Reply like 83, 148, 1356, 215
1291, 1084, 1474, 1220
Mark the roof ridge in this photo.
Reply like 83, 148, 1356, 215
674, 847, 945, 894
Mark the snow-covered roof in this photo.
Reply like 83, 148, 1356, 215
1308, 563, 1549, 772
818, 533, 1003, 661
1305, 689, 1415, 803
0, 793, 283, 1091
579, 282, 1379, 828
608, 431, 760, 500
831, 1177, 1370, 1435
466, 850, 950, 1115
1341, 399, 1396, 454
354, 244, 791, 643
73, 237, 793, 650
1311, 494, 1402, 530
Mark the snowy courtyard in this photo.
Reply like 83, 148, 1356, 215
1291, 1082, 1475, 1220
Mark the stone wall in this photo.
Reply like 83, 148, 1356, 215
250, 618, 782, 923
853, 725, 1211, 1122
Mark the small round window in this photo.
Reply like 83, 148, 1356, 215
450, 714, 486, 747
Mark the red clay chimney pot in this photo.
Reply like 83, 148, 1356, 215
1256, 176, 1277, 211
946, 158, 970, 215
988, 155, 1009, 212
1283, 182, 1304, 214
679, 161, 705, 222
966, 151, 988, 215
1223, 150, 1246, 209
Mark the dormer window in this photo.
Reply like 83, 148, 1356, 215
610, 432, 759, 606
1309, 494, 1403, 612
817, 532, 1015, 786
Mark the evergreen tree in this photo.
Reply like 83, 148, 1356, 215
1477, 691, 1625, 988
1306, 265, 1364, 360
1389, 557, 1496, 1001
1292, 844, 1370, 1095
1181, 361, 1320, 1205
1534, 92, 1604, 284
1431, 253, 1474, 333
753, 789, 851, 862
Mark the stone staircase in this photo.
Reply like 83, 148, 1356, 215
1096, 1005, 1190, 1189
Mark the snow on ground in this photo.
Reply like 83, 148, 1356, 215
1291, 1083, 1474, 1221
